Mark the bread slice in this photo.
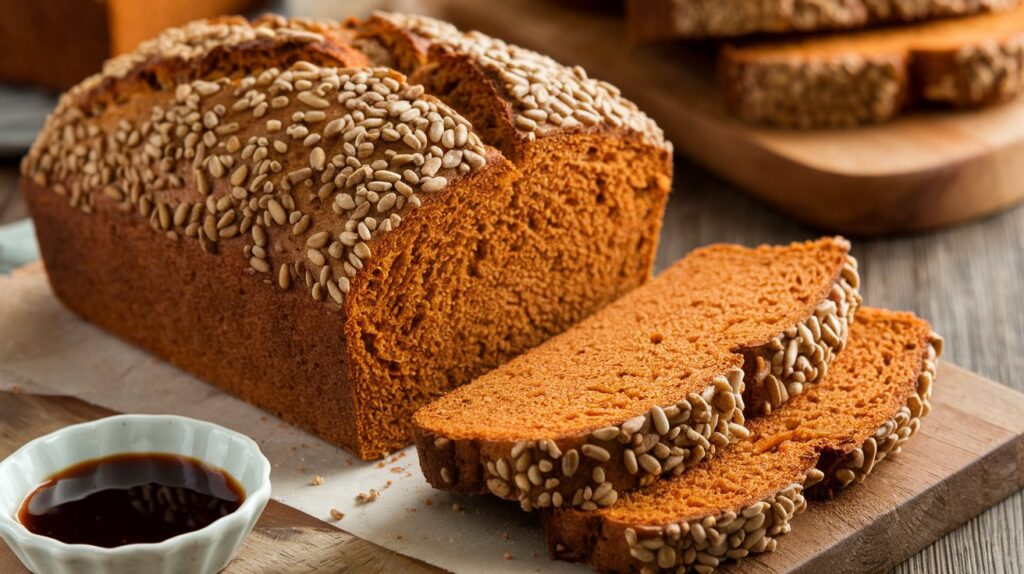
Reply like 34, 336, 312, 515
20, 14, 672, 459
413, 237, 860, 511
721, 4, 1024, 128
627, 0, 1017, 41
544, 308, 942, 573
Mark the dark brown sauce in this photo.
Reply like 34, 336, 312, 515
18, 453, 245, 548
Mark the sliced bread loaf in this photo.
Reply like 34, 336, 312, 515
721, 4, 1024, 127
413, 237, 860, 511
544, 308, 942, 573
627, 0, 1017, 41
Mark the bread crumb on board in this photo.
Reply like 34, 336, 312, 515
311, 475, 324, 486
329, 508, 345, 521
355, 489, 381, 504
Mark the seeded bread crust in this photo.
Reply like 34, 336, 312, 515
816, 331, 942, 495
721, 8, 1024, 128
22, 14, 672, 459
543, 311, 943, 574
413, 239, 860, 512
359, 12, 670, 154
627, 0, 1017, 41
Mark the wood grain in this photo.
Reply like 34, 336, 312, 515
0, 392, 444, 574
743, 363, 1024, 573
431, 0, 1024, 235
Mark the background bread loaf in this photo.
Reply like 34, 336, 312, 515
721, 5, 1024, 127
0, 0, 261, 90
627, 0, 1018, 40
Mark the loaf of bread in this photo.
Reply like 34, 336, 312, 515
721, 4, 1024, 127
544, 308, 942, 573
413, 238, 860, 511
20, 13, 672, 459
626, 0, 1017, 40
0, 0, 260, 90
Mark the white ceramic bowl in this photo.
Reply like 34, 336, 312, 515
0, 414, 271, 574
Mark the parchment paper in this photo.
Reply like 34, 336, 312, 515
0, 264, 585, 573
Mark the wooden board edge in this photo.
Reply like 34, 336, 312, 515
784, 364, 1024, 573
794, 430, 1024, 573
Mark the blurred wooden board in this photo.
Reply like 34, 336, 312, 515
434, 0, 1024, 235
0, 392, 443, 574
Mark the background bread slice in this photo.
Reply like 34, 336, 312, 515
627, 0, 1018, 41
544, 308, 942, 573
21, 13, 672, 459
413, 238, 860, 511
721, 5, 1024, 127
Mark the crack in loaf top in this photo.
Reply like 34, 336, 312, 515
365, 12, 671, 151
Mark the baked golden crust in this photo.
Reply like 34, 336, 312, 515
22, 13, 672, 458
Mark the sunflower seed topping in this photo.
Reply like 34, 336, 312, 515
372, 12, 668, 151
24, 54, 488, 310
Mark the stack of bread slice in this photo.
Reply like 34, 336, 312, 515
412, 237, 943, 573
626, 0, 1024, 127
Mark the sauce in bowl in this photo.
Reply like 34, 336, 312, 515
18, 453, 244, 547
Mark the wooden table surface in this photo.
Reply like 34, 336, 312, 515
4, 155, 1022, 573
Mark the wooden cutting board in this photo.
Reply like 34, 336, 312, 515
0, 392, 443, 574
1, 266, 1024, 572
429, 0, 1024, 235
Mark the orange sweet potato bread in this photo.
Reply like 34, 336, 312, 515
20, 13, 672, 459
544, 307, 943, 573
413, 237, 861, 511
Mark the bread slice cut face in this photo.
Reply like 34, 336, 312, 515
413, 237, 861, 511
